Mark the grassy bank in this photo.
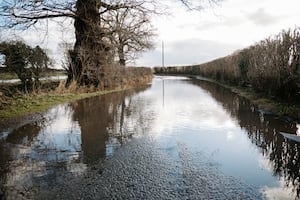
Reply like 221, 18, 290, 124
228, 85, 300, 118
0, 72, 18, 80
0, 88, 125, 120
0, 66, 153, 122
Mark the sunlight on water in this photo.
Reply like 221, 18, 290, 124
143, 76, 300, 200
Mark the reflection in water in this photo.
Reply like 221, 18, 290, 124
0, 104, 83, 198
0, 86, 150, 199
0, 77, 300, 199
71, 86, 151, 165
190, 79, 300, 199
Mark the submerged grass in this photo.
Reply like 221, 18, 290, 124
189, 75, 300, 120
0, 89, 123, 120
0, 72, 18, 80
215, 81, 300, 120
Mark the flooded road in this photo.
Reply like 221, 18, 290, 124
0, 76, 300, 199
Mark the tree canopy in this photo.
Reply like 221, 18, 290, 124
0, 40, 50, 90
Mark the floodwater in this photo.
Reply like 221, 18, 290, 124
0, 76, 300, 199
0, 75, 67, 84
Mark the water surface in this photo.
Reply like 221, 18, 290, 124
0, 76, 299, 199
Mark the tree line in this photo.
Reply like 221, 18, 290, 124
155, 28, 300, 102
0, 39, 153, 93
0, 0, 221, 89
0, 41, 50, 92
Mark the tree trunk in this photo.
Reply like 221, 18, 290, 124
68, 0, 112, 87
118, 46, 126, 66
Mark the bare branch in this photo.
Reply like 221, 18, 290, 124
102, 2, 156, 66
179, 0, 223, 10
0, 0, 223, 86
0, 1, 76, 28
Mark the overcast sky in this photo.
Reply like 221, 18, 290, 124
2, 0, 300, 68
136, 0, 300, 67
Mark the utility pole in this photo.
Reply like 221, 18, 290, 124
162, 40, 165, 107
162, 40, 165, 68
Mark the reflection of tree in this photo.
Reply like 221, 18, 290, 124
71, 86, 150, 165
0, 104, 84, 199
191, 79, 300, 199
0, 140, 11, 198
5, 122, 41, 145
0, 85, 150, 198
0, 121, 42, 195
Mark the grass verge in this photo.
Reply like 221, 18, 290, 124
0, 89, 123, 120
189, 75, 300, 121
219, 84, 300, 120
0, 72, 18, 80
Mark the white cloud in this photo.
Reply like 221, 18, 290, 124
226, 131, 235, 141
246, 8, 281, 26
261, 180, 297, 200
135, 0, 300, 66
136, 38, 242, 67
258, 154, 298, 200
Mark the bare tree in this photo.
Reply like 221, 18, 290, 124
0, 0, 221, 87
104, 7, 155, 66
